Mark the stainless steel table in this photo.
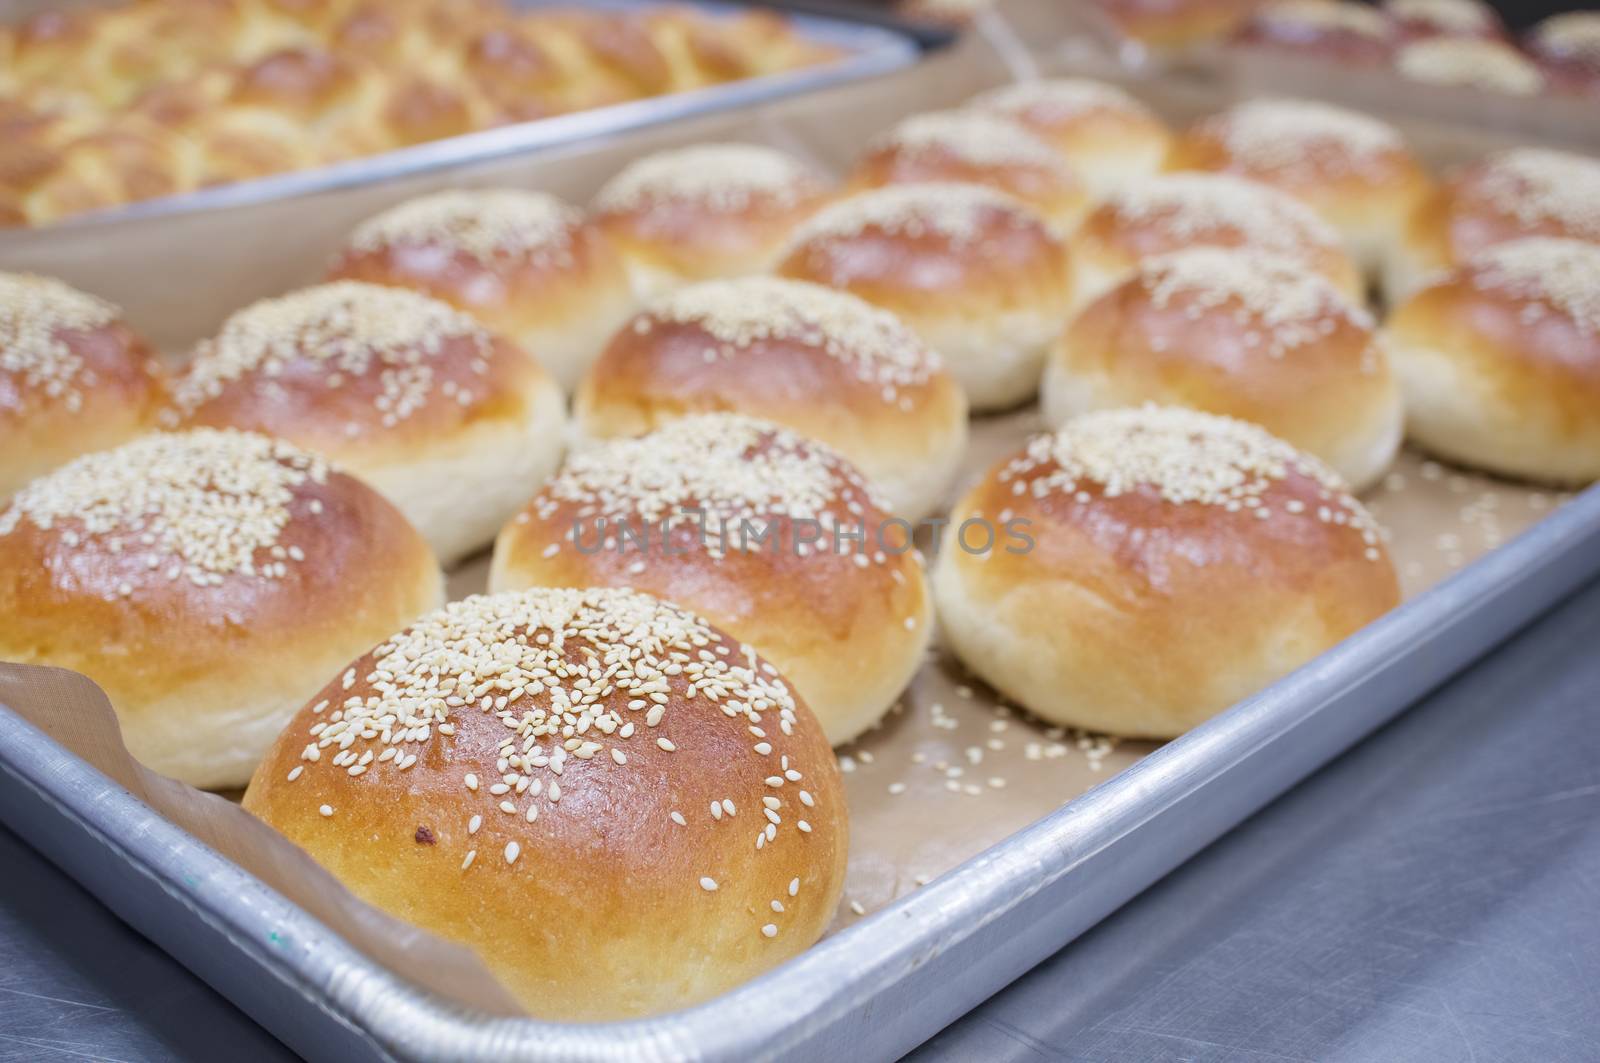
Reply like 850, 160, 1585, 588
4, 575, 1598, 1063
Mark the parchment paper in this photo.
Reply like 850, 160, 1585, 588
0, 0, 1586, 1015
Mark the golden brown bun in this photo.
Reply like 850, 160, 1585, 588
1394, 37, 1544, 95
1384, 148, 1600, 307
1527, 13, 1600, 94
1385, 237, 1600, 483
0, 1, 837, 227
591, 143, 832, 301
1067, 172, 1364, 311
490, 414, 931, 745
1043, 248, 1400, 491
1384, 0, 1504, 41
1095, 0, 1263, 48
847, 110, 1092, 232
242, 585, 847, 1020
1166, 98, 1432, 276
0, 429, 443, 788
164, 281, 565, 566
328, 189, 636, 392
1233, 0, 1395, 66
775, 183, 1074, 412
933, 406, 1400, 738
574, 277, 969, 522
0, 273, 166, 499
964, 79, 1173, 200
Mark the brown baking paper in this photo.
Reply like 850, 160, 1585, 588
0, 4, 1584, 1015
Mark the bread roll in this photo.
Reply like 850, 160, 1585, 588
591, 143, 831, 301
934, 406, 1400, 738
1383, 0, 1503, 41
491, 413, 930, 745
848, 110, 1091, 231
243, 585, 847, 1019
775, 183, 1073, 412
164, 281, 564, 566
1385, 237, 1600, 483
964, 79, 1172, 199
1233, 0, 1394, 65
1043, 248, 1400, 490
0, 429, 443, 788
574, 277, 968, 522
1527, 13, 1600, 94
1385, 148, 1600, 306
1094, 0, 1263, 49
1166, 98, 1431, 276
1394, 38, 1544, 95
327, 190, 635, 392
1068, 172, 1363, 311
0, 273, 165, 499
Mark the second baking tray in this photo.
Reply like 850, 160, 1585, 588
5, 19, 1600, 1063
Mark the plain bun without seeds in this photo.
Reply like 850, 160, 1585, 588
243, 585, 848, 1020
934, 406, 1400, 739
0, 428, 443, 789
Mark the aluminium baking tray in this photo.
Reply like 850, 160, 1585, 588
5, 21, 1600, 1063
0, 0, 919, 231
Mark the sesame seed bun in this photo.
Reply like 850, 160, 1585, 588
1067, 173, 1364, 312
847, 110, 1091, 232
573, 277, 968, 522
490, 414, 931, 745
164, 281, 566, 566
0, 273, 166, 499
964, 79, 1173, 200
591, 144, 832, 302
1385, 238, 1600, 484
1095, 0, 1262, 49
1383, 148, 1600, 307
933, 407, 1400, 738
1233, 0, 1395, 66
1384, 0, 1503, 41
774, 183, 1073, 412
1042, 248, 1402, 491
327, 190, 636, 392
1394, 37, 1544, 96
1166, 98, 1432, 277
1527, 13, 1600, 95
0, 429, 444, 788
242, 585, 847, 1020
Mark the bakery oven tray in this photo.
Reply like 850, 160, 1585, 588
5, 10, 1600, 1063
0, 0, 919, 232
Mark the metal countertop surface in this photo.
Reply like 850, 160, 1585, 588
3, 574, 1598, 1063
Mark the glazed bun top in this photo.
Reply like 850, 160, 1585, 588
1404, 236, 1600, 353
778, 182, 1067, 297
0, 272, 160, 419
1235, 0, 1394, 62
606, 276, 944, 408
529, 412, 892, 547
1172, 98, 1415, 190
1395, 37, 1544, 94
974, 404, 1388, 566
592, 143, 828, 226
1117, 246, 1375, 358
338, 188, 589, 272
167, 281, 545, 454
1077, 174, 1355, 284
852, 110, 1088, 225
246, 583, 844, 947
1428, 148, 1600, 259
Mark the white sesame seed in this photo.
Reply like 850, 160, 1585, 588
700, 876, 719, 892
318, 804, 333, 817
761, 923, 778, 938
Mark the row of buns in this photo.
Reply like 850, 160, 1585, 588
3, 75, 1596, 1019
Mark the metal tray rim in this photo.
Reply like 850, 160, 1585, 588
4, 482, 1599, 1062
0, 3, 917, 235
